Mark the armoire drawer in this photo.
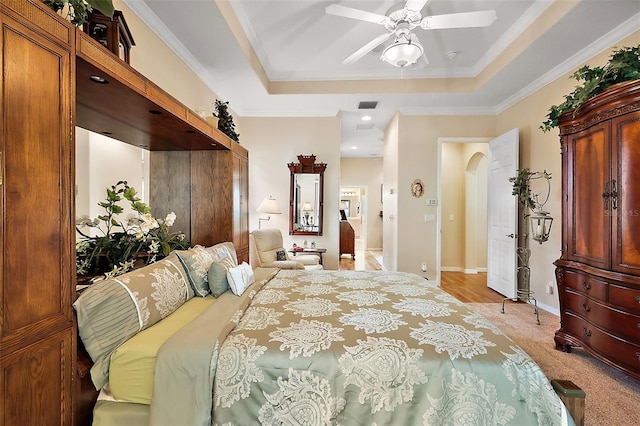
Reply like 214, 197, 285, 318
563, 313, 640, 373
564, 290, 640, 341
609, 284, 640, 314
562, 270, 607, 300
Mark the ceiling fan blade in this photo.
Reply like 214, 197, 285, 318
326, 4, 389, 25
420, 10, 497, 30
405, 0, 430, 13
343, 33, 392, 64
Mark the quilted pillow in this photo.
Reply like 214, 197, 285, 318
177, 242, 238, 297
227, 262, 255, 296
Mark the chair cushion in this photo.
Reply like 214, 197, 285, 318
289, 253, 320, 265
264, 260, 305, 270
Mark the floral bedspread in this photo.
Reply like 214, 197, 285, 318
211, 270, 571, 425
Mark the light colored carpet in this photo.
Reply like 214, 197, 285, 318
467, 302, 640, 426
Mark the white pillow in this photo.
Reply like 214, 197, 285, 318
226, 262, 255, 296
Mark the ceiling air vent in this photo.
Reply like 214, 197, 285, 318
358, 101, 378, 109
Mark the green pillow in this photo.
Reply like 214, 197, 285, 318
207, 262, 230, 297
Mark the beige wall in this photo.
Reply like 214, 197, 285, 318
440, 143, 465, 270
439, 142, 488, 273
463, 143, 488, 273
383, 114, 400, 271
339, 158, 383, 249
390, 115, 496, 280
240, 116, 342, 270
113, 0, 230, 121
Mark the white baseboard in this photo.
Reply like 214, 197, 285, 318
441, 267, 487, 274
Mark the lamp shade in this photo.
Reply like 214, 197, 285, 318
302, 202, 313, 212
257, 196, 281, 214
381, 33, 423, 67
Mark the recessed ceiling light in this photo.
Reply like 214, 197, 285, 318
351, 146, 358, 150
89, 75, 108, 84
362, 115, 372, 121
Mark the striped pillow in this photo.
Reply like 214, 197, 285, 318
73, 252, 192, 389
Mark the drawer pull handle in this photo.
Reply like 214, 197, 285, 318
582, 281, 591, 290
637, 352, 640, 362
636, 296, 640, 304
581, 303, 591, 312
582, 326, 592, 337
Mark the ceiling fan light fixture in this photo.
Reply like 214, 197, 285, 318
381, 33, 423, 67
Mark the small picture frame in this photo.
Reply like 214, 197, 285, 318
411, 179, 424, 198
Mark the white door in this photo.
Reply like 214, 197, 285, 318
487, 129, 519, 298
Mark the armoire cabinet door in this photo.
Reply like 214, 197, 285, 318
566, 121, 611, 269
0, 4, 74, 425
233, 152, 249, 263
611, 111, 640, 275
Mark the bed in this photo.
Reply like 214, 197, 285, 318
75, 246, 573, 426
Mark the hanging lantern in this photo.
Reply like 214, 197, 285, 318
530, 210, 553, 244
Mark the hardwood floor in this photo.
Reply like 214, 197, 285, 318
439, 271, 505, 303
338, 250, 383, 271
339, 254, 504, 304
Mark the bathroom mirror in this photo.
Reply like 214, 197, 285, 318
289, 155, 326, 236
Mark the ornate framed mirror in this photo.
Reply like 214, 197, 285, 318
288, 155, 326, 236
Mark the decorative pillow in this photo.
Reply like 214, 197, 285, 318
73, 251, 192, 389
73, 278, 140, 389
206, 242, 238, 267
276, 249, 287, 261
207, 262, 230, 297
177, 242, 238, 297
226, 262, 255, 296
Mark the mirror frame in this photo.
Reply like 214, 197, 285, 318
288, 155, 327, 236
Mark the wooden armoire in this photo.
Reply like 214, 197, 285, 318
554, 79, 640, 381
1, 1, 249, 424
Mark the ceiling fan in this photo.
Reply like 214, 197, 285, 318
326, 0, 497, 67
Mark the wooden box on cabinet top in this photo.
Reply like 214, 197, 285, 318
555, 79, 640, 381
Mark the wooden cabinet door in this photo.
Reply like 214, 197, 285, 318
565, 122, 611, 269
611, 111, 640, 275
0, 5, 74, 426
233, 153, 249, 263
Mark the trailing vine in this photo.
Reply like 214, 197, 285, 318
541, 44, 640, 132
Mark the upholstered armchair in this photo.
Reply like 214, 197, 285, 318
250, 228, 322, 270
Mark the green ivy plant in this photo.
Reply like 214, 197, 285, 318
509, 168, 552, 211
41, 0, 114, 26
541, 44, 640, 132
